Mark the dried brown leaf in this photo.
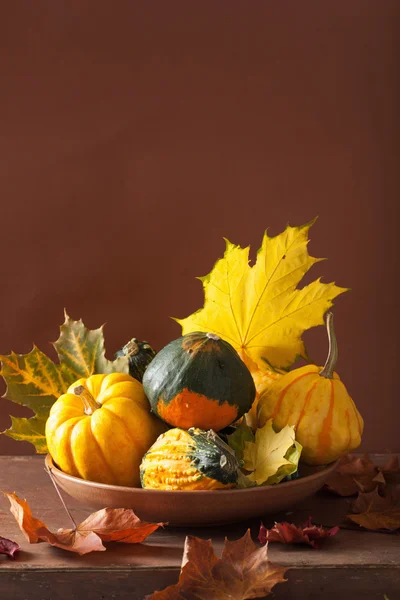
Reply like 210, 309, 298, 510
146, 530, 287, 600
259, 518, 339, 549
347, 475, 400, 533
382, 454, 400, 474
325, 454, 381, 496
347, 509, 400, 532
0, 535, 20, 559
351, 488, 394, 515
5, 492, 162, 555
382, 454, 400, 485
324, 471, 359, 497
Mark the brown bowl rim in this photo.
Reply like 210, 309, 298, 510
45, 454, 338, 496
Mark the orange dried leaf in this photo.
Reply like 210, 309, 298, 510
6, 493, 49, 543
76, 507, 163, 544
5, 492, 162, 555
146, 530, 287, 600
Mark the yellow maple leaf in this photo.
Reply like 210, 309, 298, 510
243, 419, 299, 485
176, 220, 348, 371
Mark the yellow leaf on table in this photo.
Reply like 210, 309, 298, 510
176, 220, 347, 371
243, 419, 299, 485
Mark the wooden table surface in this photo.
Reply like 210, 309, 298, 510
0, 456, 399, 599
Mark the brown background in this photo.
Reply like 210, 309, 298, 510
0, 2, 398, 454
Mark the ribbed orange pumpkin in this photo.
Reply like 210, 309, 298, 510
257, 313, 363, 465
45, 373, 166, 486
244, 363, 283, 429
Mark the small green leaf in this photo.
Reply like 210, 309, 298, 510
5, 415, 50, 454
227, 423, 255, 462
237, 471, 257, 489
54, 312, 129, 379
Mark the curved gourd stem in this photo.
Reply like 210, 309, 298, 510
73, 385, 100, 415
124, 338, 140, 357
319, 312, 338, 379
206, 332, 220, 341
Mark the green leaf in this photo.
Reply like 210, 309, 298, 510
1, 312, 129, 453
54, 312, 129, 379
6, 415, 49, 454
227, 423, 255, 462
237, 470, 257, 489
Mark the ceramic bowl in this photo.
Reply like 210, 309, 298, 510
45, 455, 338, 527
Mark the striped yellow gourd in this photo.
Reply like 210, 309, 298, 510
257, 313, 363, 465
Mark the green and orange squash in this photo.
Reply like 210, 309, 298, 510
115, 338, 156, 382
142, 331, 256, 431
140, 427, 239, 490
257, 313, 364, 465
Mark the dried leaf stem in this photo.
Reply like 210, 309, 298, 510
45, 466, 77, 529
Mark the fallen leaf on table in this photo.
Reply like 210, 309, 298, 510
243, 420, 301, 485
341, 457, 400, 533
324, 454, 380, 496
347, 508, 400, 532
355, 471, 387, 494
382, 454, 400, 484
323, 471, 360, 497
0, 311, 129, 453
351, 488, 395, 515
146, 529, 287, 600
259, 518, 339, 549
176, 220, 347, 373
0, 535, 20, 559
346, 484, 400, 532
5, 492, 162, 555
76, 507, 163, 543
383, 454, 400, 472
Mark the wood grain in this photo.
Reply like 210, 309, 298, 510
0, 456, 399, 599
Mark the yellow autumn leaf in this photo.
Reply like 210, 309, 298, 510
243, 419, 298, 485
176, 220, 348, 371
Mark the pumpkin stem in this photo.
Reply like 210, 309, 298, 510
124, 338, 140, 357
319, 312, 338, 379
73, 385, 100, 415
206, 333, 220, 341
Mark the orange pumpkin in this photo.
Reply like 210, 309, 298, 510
257, 313, 363, 465
45, 373, 166, 486
243, 362, 283, 429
